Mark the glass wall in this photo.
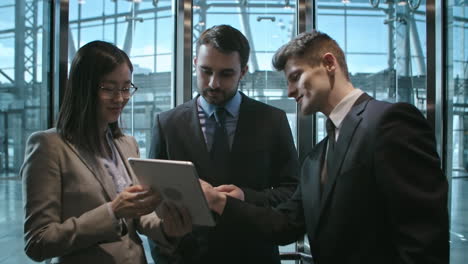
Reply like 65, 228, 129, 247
192, 0, 298, 144
68, 0, 175, 158
1, 0, 467, 263
0, 1, 51, 263
0, 0, 51, 177
446, 0, 468, 263
315, 0, 427, 141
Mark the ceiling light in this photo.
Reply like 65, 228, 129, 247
397, 0, 407, 6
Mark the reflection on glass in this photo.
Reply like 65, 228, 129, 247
69, 0, 175, 158
0, 1, 50, 177
0, 2, 51, 262
446, 0, 468, 263
316, 0, 427, 142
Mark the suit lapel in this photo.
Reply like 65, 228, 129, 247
64, 141, 117, 200
189, 97, 211, 156
319, 94, 371, 215
302, 141, 326, 239
187, 96, 217, 182
230, 93, 253, 154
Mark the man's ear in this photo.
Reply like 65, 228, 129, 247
240, 65, 249, 79
322, 53, 336, 73
193, 56, 198, 67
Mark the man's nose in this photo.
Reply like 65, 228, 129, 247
287, 84, 297, 98
209, 74, 220, 89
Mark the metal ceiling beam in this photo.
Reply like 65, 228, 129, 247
239, 3, 259, 73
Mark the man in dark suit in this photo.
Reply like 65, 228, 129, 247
148, 25, 299, 263
201, 31, 449, 264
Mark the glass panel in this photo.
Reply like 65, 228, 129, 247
316, 0, 427, 139
192, 0, 298, 256
0, 0, 50, 177
446, 0, 468, 263
192, 0, 297, 143
69, 0, 175, 158
0, 0, 51, 263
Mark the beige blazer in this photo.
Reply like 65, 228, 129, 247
21, 128, 173, 264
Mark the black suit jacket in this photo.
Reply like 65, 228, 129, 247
149, 92, 299, 263
221, 94, 449, 264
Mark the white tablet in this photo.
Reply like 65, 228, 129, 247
128, 158, 215, 227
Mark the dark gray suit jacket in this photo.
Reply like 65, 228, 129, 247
221, 94, 449, 264
149, 92, 299, 263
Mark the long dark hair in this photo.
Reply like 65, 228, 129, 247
56, 40, 133, 156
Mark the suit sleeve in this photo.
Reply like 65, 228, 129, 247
220, 185, 306, 245
21, 133, 122, 262
148, 114, 168, 159
374, 103, 449, 264
137, 212, 179, 254
241, 110, 300, 207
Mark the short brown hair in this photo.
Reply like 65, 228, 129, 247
272, 31, 349, 80
196, 25, 250, 69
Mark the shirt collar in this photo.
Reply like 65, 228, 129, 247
328, 88, 364, 129
198, 91, 242, 118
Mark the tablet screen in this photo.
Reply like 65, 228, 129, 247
128, 158, 216, 227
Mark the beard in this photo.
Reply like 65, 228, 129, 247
199, 81, 240, 106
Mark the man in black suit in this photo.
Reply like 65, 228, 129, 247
201, 31, 449, 264
148, 25, 299, 263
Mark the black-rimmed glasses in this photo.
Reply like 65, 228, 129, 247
99, 83, 138, 99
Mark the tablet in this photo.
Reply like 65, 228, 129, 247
128, 158, 215, 227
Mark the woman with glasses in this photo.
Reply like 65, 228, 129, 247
21, 41, 191, 263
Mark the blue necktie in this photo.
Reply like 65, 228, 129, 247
211, 107, 230, 183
